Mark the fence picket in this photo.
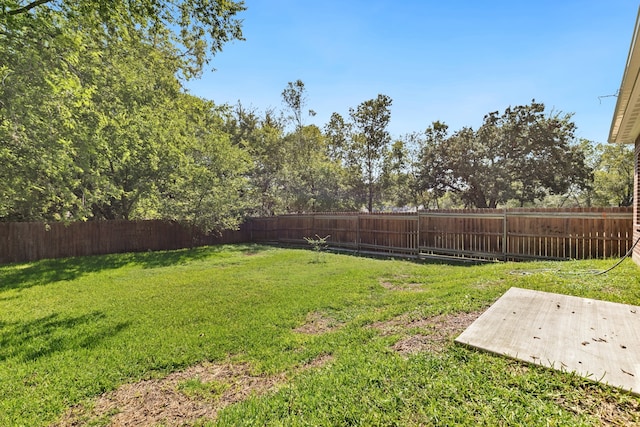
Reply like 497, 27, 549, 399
250, 208, 633, 262
0, 207, 633, 265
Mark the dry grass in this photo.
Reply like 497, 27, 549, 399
378, 274, 425, 292
55, 363, 283, 427
293, 311, 343, 335
370, 310, 484, 355
554, 384, 640, 426
56, 353, 336, 427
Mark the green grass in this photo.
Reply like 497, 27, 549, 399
1, 244, 639, 426
177, 377, 231, 401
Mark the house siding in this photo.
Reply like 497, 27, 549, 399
634, 137, 640, 264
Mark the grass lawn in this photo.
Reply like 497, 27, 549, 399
1, 244, 639, 426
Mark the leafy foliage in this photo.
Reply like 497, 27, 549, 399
0, 3, 631, 229
158, 96, 252, 233
592, 143, 634, 207
0, 0, 250, 232
349, 94, 393, 212
417, 101, 592, 208
1, 0, 246, 78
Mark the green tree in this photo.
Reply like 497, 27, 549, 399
224, 104, 287, 216
324, 112, 367, 210
282, 79, 311, 132
380, 134, 437, 210
282, 124, 350, 212
536, 138, 596, 208
417, 101, 590, 208
0, 8, 91, 220
1, 0, 245, 77
415, 122, 454, 208
281, 80, 321, 211
78, 34, 187, 220
380, 140, 411, 208
0, 0, 248, 231
348, 94, 393, 212
592, 143, 634, 207
159, 96, 251, 233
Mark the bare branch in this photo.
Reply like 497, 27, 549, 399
7, 0, 54, 16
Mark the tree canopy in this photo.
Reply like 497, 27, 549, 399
0, 0, 250, 232
349, 94, 393, 212
416, 101, 592, 208
0, 7, 631, 232
1, 0, 245, 77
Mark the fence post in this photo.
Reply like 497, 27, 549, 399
416, 211, 420, 260
356, 214, 361, 254
277, 216, 282, 245
502, 208, 508, 261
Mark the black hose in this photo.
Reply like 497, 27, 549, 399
509, 234, 640, 277
594, 234, 640, 276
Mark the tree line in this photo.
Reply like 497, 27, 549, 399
1, 1, 633, 233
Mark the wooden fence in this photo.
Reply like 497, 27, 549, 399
249, 208, 634, 261
0, 220, 251, 265
0, 208, 633, 265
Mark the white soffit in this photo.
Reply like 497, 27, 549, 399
609, 7, 640, 144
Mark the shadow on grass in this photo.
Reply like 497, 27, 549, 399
322, 247, 491, 268
0, 311, 130, 362
0, 244, 271, 292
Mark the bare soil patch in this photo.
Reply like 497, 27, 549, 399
55, 353, 335, 427
555, 384, 640, 426
301, 353, 335, 370
504, 359, 640, 425
379, 275, 424, 292
379, 281, 424, 291
472, 278, 505, 290
371, 310, 484, 355
55, 362, 283, 427
293, 311, 342, 335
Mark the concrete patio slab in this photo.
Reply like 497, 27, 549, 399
455, 287, 640, 395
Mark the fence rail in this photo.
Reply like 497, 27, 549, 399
0, 208, 633, 265
0, 220, 251, 265
249, 208, 634, 261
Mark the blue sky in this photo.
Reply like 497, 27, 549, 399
185, 0, 639, 144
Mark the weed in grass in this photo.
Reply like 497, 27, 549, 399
303, 234, 330, 263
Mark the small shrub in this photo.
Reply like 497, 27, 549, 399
304, 234, 330, 263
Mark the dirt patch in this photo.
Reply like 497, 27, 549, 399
301, 353, 335, 370
54, 362, 284, 427
472, 279, 505, 290
371, 310, 483, 355
54, 353, 336, 427
378, 274, 425, 292
379, 281, 424, 291
555, 384, 640, 426
293, 311, 341, 335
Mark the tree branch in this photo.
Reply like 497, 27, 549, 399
7, 0, 54, 15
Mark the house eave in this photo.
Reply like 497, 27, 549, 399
609, 7, 640, 144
